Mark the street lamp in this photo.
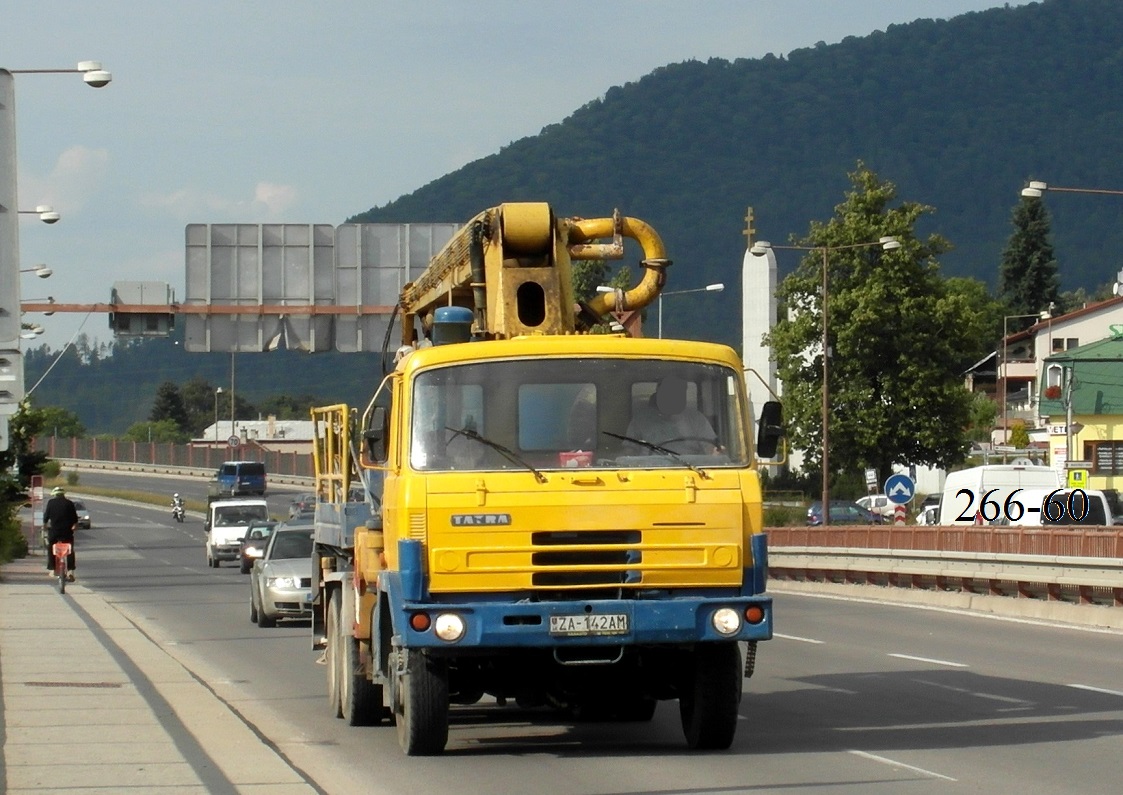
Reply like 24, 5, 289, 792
1021, 180, 1123, 199
214, 387, 224, 445
19, 205, 60, 224
658, 283, 724, 339
750, 236, 901, 525
20, 263, 51, 279
999, 310, 1051, 462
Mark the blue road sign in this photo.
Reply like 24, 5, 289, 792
885, 473, 916, 505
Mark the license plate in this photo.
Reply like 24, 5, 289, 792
304, 592, 314, 603
549, 613, 628, 636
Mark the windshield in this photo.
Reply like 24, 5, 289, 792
409, 358, 748, 472
214, 505, 270, 525
269, 531, 314, 559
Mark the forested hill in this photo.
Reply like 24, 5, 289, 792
351, 0, 1123, 348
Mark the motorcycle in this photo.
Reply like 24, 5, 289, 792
171, 497, 185, 523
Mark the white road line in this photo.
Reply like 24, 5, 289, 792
1068, 683, 1123, 698
888, 653, 968, 668
773, 633, 825, 644
849, 750, 957, 782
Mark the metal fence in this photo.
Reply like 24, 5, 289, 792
35, 437, 314, 478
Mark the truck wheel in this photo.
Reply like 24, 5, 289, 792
395, 649, 449, 756
679, 642, 741, 750
326, 594, 343, 718
341, 616, 386, 726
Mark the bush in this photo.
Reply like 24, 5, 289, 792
0, 502, 29, 562
40, 460, 61, 479
65, 471, 80, 486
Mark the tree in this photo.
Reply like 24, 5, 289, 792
123, 419, 189, 444
33, 406, 86, 438
765, 163, 981, 487
150, 381, 190, 432
998, 197, 1060, 326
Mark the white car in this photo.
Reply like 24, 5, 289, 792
856, 494, 896, 519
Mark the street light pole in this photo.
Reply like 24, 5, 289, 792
751, 236, 901, 525
214, 387, 223, 445
999, 311, 1048, 462
0, 61, 112, 447
657, 283, 724, 339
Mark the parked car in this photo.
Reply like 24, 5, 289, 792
72, 500, 91, 529
238, 520, 278, 574
806, 500, 883, 526
249, 523, 314, 627
856, 493, 895, 519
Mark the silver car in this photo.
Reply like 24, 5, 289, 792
249, 524, 314, 628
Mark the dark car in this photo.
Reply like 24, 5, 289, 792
212, 461, 267, 497
288, 492, 316, 518
806, 500, 883, 526
238, 520, 278, 574
73, 500, 91, 529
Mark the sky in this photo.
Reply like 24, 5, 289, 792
3, 0, 1034, 351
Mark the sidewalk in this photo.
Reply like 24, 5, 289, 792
0, 552, 320, 794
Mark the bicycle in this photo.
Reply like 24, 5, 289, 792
51, 541, 72, 594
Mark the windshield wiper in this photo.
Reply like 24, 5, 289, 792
602, 431, 710, 479
446, 426, 548, 483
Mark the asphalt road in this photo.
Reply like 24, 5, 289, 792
62, 488, 1123, 795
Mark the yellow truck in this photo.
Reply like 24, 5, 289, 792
310, 203, 782, 755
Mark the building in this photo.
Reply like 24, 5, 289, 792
966, 297, 1123, 450
196, 418, 314, 455
1038, 332, 1123, 490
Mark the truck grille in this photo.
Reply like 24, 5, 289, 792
530, 530, 641, 587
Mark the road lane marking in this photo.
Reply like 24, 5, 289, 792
914, 678, 1031, 705
1068, 683, 1123, 698
849, 750, 957, 781
774, 633, 824, 644
888, 653, 968, 668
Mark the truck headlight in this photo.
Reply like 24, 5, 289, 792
433, 613, 466, 642
711, 607, 742, 636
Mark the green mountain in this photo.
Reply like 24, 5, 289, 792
350, 0, 1123, 347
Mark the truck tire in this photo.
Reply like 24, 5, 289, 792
340, 615, 386, 726
395, 649, 449, 756
326, 594, 343, 718
679, 642, 741, 750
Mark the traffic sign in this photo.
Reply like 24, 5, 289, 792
227, 435, 241, 448
884, 473, 916, 505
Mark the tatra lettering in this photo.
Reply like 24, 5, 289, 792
451, 513, 512, 526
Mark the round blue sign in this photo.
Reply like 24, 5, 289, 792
884, 473, 915, 505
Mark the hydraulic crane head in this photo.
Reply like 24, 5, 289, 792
399, 203, 671, 345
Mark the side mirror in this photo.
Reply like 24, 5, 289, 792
364, 406, 389, 463
756, 400, 784, 459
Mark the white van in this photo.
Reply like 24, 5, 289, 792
993, 487, 1117, 527
937, 465, 1062, 526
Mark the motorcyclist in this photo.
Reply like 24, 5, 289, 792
171, 493, 185, 520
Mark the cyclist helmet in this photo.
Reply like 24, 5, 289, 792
51, 486, 64, 495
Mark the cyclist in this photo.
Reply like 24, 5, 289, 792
43, 486, 78, 582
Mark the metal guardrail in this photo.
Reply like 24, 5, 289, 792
766, 525, 1123, 607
